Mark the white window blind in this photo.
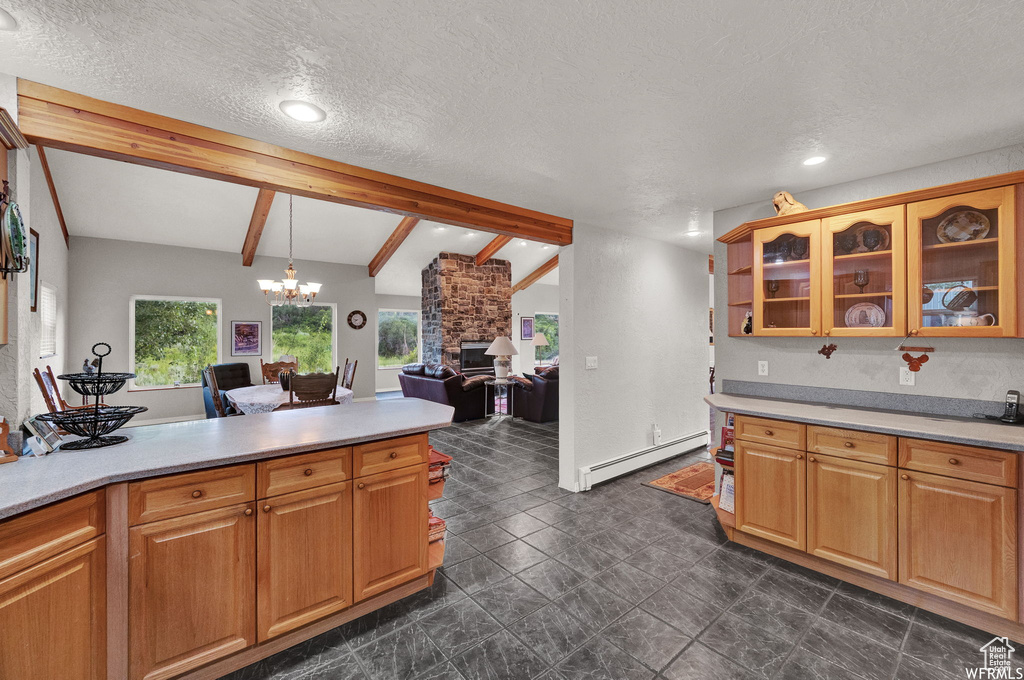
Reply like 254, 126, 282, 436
40, 283, 57, 357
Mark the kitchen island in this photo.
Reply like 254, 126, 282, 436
0, 398, 454, 680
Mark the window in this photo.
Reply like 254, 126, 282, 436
271, 305, 335, 373
534, 312, 559, 365
39, 283, 57, 358
377, 310, 420, 368
130, 296, 221, 388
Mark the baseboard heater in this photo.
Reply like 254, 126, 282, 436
577, 430, 709, 491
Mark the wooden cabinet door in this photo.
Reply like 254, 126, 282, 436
735, 441, 806, 550
807, 454, 897, 579
752, 219, 822, 336
0, 537, 105, 680
129, 503, 256, 680
821, 205, 907, 337
258, 481, 353, 641
899, 470, 1017, 619
907, 186, 1017, 337
353, 464, 428, 601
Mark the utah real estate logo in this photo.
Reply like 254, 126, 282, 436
967, 637, 1020, 679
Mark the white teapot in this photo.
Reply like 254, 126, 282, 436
944, 311, 996, 327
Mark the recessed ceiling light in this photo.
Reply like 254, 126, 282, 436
803, 156, 826, 166
684, 231, 702, 237
542, 245, 551, 250
0, 9, 17, 30
518, 240, 528, 246
279, 100, 327, 123
435, 226, 447, 232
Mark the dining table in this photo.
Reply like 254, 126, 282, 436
225, 383, 354, 415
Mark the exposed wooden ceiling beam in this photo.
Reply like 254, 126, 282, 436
35, 145, 70, 249
368, 216, 420, 277
241, 188, 276, 266
475, 235, 512, 266
512, 254, 559, 294
17, 80, 573, 246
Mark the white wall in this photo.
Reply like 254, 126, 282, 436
67, 237, 379, 421
512, 283, 559, 376
714, 142, 1024, 403
560, 226, 710, 490
374, 293, 420, 393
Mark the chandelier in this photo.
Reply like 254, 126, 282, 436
257, 194, 322, 307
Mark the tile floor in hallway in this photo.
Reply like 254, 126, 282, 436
224, 418, 1004, 680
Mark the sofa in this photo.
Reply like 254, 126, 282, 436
398, 363, 492, 422
512, 366, 559, 423
201, 363, 255, 418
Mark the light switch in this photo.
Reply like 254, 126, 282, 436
585, 356, 598, 370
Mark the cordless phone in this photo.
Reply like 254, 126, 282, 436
1001, 390, 1022, 424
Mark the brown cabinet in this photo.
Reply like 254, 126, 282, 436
807, 454, 897, 579
0, 537, 106, 680
752, 219, 822, 336
353, 463, 429, 601
353, 434, 428, 478
129, 502, 256, 680
734, 415, 806, 451
898, 470, 1018, 619
128, 464, 255, 525
735, 441, 806, 550
257, 481, 353, 641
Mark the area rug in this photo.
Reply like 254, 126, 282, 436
643, 462, 716, 504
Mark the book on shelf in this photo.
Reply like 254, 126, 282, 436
719, 471, 735, 513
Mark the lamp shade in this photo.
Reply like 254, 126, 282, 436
485, 336, 518, 356
530, 333, 549, 347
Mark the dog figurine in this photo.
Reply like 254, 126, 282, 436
772, 191, 808, 216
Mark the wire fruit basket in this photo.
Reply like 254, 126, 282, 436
37, 342, 148, 450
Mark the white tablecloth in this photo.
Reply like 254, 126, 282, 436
225, 384, 354, 415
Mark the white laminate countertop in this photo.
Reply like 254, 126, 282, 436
0, 398, 455, 520
706, 393, 1024, 452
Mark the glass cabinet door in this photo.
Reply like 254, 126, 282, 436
907, 186, 1017, 337
753, 220, 821, 336
821, 206, 906, 337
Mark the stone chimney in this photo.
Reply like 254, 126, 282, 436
422, 252, 512, 368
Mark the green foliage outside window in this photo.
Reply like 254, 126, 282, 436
378, 311, 419, 367
133, 299, 219, 386
272, 305, 334, 373
534, 313, 559, 364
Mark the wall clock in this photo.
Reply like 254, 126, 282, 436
347, 310, 367, 329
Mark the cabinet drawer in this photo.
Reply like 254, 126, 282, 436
353, 434, 428, 478
808, 426, 897, 466
257, 448, 352, 498
129, 464, 256, 525
0, 490, 105, 581
734, 415, 805, 450
899, 438, 1017, 487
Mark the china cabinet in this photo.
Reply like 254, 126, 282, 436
751, 220, 821, 336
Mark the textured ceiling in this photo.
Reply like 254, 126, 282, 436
45, 149, 558, 296
7, 1, 1024, 253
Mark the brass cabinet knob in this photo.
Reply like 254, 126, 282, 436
910, 329, 919, 336
796, 454, 803, 460
244, 508, 253, 516
390, 451, 398, 459
304, 468, 314, 476
263, 505, 271, 513
824, 330, 831, 336
764, 430, 773, 436
192, 490, 202, 498
948, 458, 959, 465
358, 483, 365, 490
844, 442, 854, 448
811, 330, 818, 335
901, 474, 910, 480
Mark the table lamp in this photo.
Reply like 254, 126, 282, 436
530, 333, 548, 366
485, 336, 518, 378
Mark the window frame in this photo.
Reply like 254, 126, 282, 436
533, 311, 559, 366
376, 308, 422, 371
39, 282, 58, 359
269, 302, 338, 373
128, 295, 223, 391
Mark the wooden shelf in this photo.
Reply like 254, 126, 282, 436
764, 296, 811, 303
922, 238, 998, 252
728, 300, 753, 307
833, 250, 892, 262
762, 259, 811, 270
835, 292, 894, 299
728, 265, 752, 275
428, 540, 445, 570
710, 494, 735, 529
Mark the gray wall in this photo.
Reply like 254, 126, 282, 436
714, 142, 1024, 404
374, 293, 421, 393
68, 237, 378, 421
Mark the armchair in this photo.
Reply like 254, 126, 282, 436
512, 366, 559, 423
201, 362, 254, 418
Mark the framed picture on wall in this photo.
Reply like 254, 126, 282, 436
29, 229, 39, 312
231, 320, 262, 356
521, 316, 535, 340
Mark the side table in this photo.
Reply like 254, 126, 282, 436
484, 378, 515, 419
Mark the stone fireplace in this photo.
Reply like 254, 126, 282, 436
422, 252, 512, 370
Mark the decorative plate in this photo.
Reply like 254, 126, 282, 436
1, 201, 25, 265
853, 224, 890, 252
936, 210, 990, 243
347, 310, 367, 330
845, 302, 887, 328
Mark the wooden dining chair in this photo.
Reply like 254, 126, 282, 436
281, 367, 340, 410
260, 359, 299, 384
202, 365, 231, 418
341, 358, 358, 390
33, 365, 105, 413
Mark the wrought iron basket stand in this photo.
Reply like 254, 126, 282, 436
37, 342, 148, 450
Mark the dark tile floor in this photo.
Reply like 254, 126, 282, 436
224, 418, 1004, 680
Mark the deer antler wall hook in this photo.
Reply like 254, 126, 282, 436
818, 344, 838, 359
902, 353, 930, 372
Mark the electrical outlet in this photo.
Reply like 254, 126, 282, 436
758, 361, 769, 377
585, 356, 598, 370
652, 424, 662, 445
899, 367, 915, 386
